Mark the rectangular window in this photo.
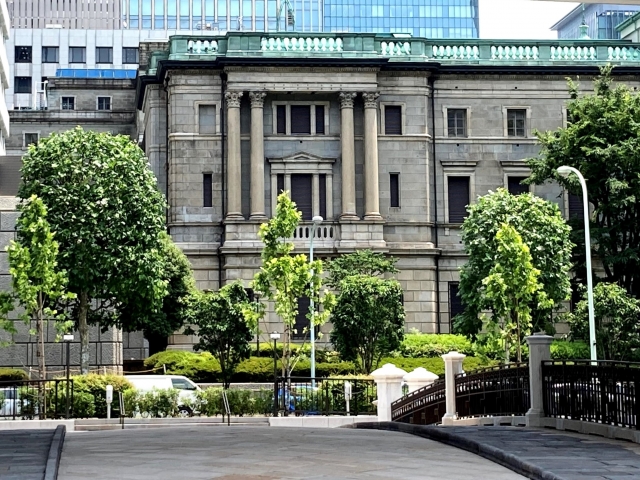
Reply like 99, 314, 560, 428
41, 46, 59, 63
449, 282, 464, 321
199, 105, 216, 134
447, 108, 467, 137
315, 105, 325, 135
122, 47, 139, 64
97, 97, 111, 111
277, 174, 285, 194
24, 133, 38, 147
14, 77, 32, 94
290, 106, 311, 135
96, 47, 113, 64
568, 193, 583, 219
507, 109, 526, 137
203, 173, 212, 207
507, 176, 529, 196
61, 97, 75, 110
290, 174, 313, 220
276, 105, 286, 134
447, 176, 470, 223
384, 105, 402, 135
390, 173, 400, 208
69, 47, 86, 63
15, 46, 32, 63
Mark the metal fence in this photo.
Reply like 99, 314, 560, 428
391, 379, 446, 424
0, 379, 74, 420
455, 363, 530, 419
275, 377, 376, 416
543, 360, 640, 429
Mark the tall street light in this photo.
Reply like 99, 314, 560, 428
270, 331, 280, 416
309, 215, 323, 386
63, 334, 74, 419
557, 166, 597, 362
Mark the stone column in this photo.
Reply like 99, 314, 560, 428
339, 92, 358, 220
441, 351, 466, 425
403, 367, 439, 393
526, 333, 553, 427
225, 91, 244, 220
362, 92, 382, 220
249, 91, 267, 220
370, 363, 407, 422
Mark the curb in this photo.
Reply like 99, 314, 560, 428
347, 422, 566, 480
44, 425, 66, 480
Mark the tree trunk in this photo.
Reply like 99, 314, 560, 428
36, 293, 46, 419
78, 291, 90, 374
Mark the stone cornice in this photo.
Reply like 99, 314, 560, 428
223, 66, 380, 73
440, 159, 480, 168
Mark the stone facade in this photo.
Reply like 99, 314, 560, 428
139, 33, 640, 348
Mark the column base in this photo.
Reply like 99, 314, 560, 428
441, 413, 457, 426
339, 213, 360, 221
249, 213, 268, 221
364, 213, 383, 221
525, 409, 544, 427
225, 213, 245, 221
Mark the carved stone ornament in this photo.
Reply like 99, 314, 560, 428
362, 92, 380, 109
339, 92, 357, 109
225, 91, 244, 108
249, 91, 267, 108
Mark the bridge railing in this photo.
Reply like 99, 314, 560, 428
391, 379, 445, 424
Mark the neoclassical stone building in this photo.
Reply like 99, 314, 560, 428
136, 34, 640, 349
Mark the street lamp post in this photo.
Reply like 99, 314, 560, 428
309, 215, 323, 387
557, 166, 597, 362
63, 334, 74, 419
270, 331, 280, 416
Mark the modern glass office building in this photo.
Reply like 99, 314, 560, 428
552, 3, 640, 40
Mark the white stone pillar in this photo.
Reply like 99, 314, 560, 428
249, 91, 267, 220
441, 351, 466, 425
285, 174, 291, 193
362, 92, 382, 221
312, 174, 320, 218
403, 367, 439, 393
339, 92, 358, 220
526, 333, 553, 427
370, 363, 407, 422
326, 174, 333, 220
225, 91, 244, 220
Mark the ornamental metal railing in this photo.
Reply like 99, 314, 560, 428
543, 360, 640, 430
455, 363, 530, 419
391, 379, 445, 424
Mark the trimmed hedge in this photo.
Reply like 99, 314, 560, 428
551, 340, 590, 360
143, 350, 221, 382
394, 334, 474, 358
380, 356, 497, 377
0, 368, 28, 382
72, 374, 133, 418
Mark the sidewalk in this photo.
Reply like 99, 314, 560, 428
351, 422, 640, 480
0, 429, 56, 480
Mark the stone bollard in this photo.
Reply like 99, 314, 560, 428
526, 333, 553, 427
441, 351, 466, 426
370, 363, 408, 422
403, 367, 439, 393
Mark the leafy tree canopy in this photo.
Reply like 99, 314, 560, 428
326, 249, 398, 289
330, 275, 405, 374
527, 66, 640, 296
455, 188, 573, 337
18, 127, 167, 372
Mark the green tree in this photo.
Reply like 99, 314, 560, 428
325, 249, 398, 289
527, 67, 640, 296
482, 224, 552, 363
251, 192, 334, 377
568, 282, 640, 361
117, 232, 195, 355
330, 275, 405, 374
19, 127, 167, 373
184, 282, 253, 389
456, 188, 573, 337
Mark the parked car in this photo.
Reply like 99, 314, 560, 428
124, 375, 201, 417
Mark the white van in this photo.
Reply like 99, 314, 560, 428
124, 375, 201, 417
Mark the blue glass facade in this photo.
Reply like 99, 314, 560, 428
122, 0, 479, 38
553, 4, 640, 40
324, 0, 478, 38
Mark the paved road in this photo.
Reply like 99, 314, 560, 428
0, 429, 54, 480
58, 426, 526, 480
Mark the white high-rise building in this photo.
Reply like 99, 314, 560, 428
0, 0, 9, 154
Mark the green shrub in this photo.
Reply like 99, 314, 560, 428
250, 343, 334, 362
379, 356, 496, 377
72, 374, 133, 418
395, 334, 474, 358
144, 350, 221, 382
195, 388, 224, 416
194, 387, 274, 417
0, 368, 28, 383
47, 390, 96, 419
135, 389, 179, 418
551, 340, 590, 360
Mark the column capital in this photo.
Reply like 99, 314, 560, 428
249, 91, 267, 108
362, 92, 380, 109
225, 91, 243, 108
339, 92, 357, 109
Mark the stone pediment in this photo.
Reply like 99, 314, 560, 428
268, 151, 336, 164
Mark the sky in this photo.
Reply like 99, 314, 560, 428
479, 0, 580, 39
